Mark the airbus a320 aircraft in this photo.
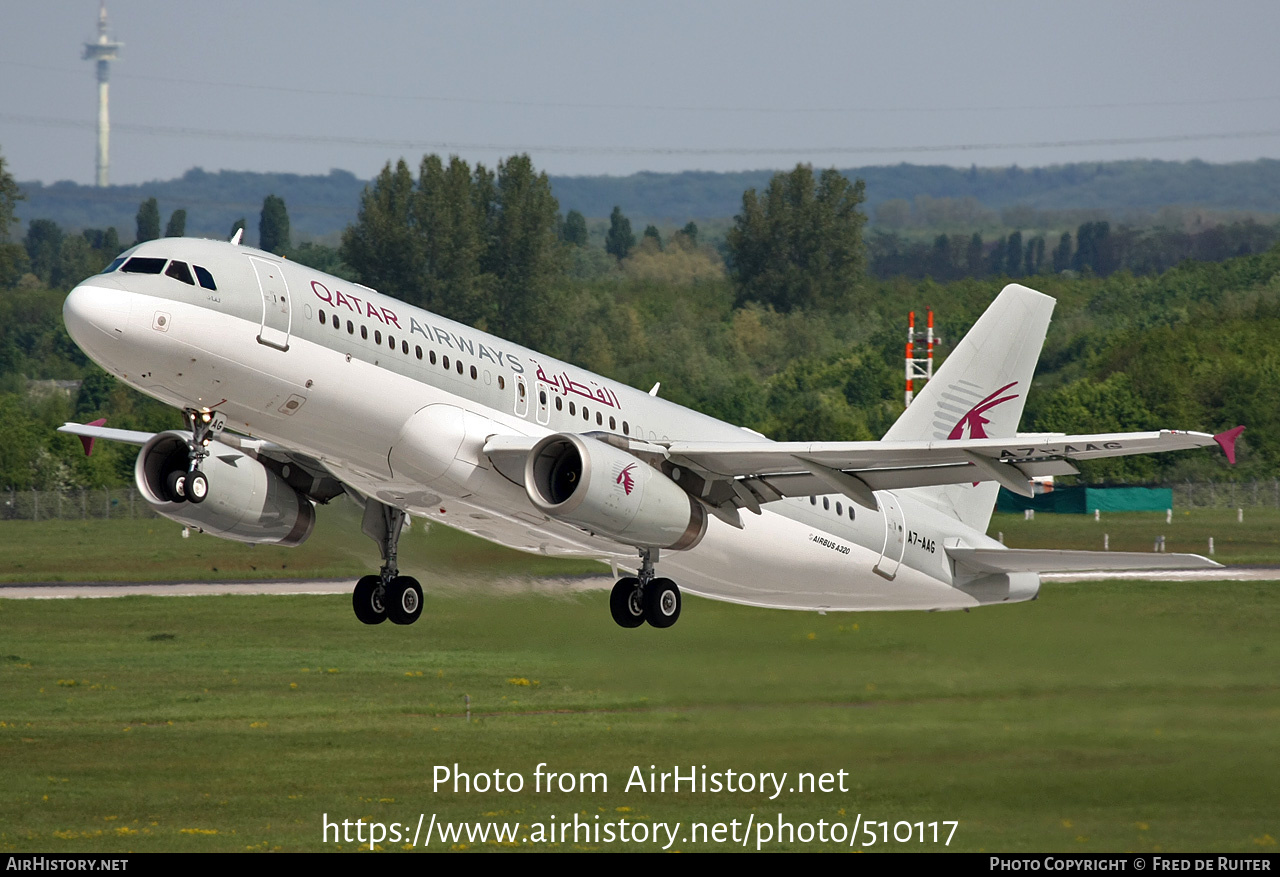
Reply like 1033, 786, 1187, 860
60, 236, 1241, 628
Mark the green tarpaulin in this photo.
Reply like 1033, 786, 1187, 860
996, 486, 1174, 514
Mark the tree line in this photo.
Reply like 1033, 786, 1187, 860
0, 144, 1258, 493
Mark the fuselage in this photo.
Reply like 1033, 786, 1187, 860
64, 237, 1020, 612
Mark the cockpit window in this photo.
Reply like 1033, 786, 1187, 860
101, 257, 126, 274
121, 257, 166, 275
193, 265, 216, 290
165, 260, 195, 285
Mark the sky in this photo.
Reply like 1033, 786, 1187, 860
2, 1, 1280, 186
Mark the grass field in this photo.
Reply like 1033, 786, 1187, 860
992, 509, 1280, 564
1, 506, 1277, 587
0, 503, 605, 584
1, 579, 1277, 852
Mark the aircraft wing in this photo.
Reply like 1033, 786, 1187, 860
60, 420, 292, 455
58, 420, 153, 451
657, 428, 1236, 519
485, 427, 1239, 524
945, 547, 1222, 573
58, 421, 347, 503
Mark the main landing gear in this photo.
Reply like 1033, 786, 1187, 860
610, 547, 681, 629
162, 408, 225, 504
353, 500, 423, 626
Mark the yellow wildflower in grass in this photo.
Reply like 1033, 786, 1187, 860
179, 828, 219, 836
1254, 835, 1276, 847
327, 668, 339, 674
249, 721, 268, 728
289, 682, 298, 690
507, 677, 530, 686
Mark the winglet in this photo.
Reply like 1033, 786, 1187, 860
1213, 425, 1245, 465
79, 418, 107, 456
230, 228, 243, 246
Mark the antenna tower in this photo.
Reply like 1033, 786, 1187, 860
82, 2, 122, 187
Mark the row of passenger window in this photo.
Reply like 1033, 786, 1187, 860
533, 386, 629, 435
103, 256, 217, 291
811, 494, 856, 521
319, 307, 504, 387
318, 306, 633, 437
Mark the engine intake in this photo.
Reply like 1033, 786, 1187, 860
135, 431, 315, 546
524, 433, 705, 551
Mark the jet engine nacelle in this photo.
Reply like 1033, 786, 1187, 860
524, 433, 706, 550
135, 431, 315, 546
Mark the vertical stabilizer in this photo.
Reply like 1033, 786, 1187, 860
883, 284, 1055, 531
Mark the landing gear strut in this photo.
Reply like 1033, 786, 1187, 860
353, 500, 422, 626
610, 547, 682, 629
164, 408, 225, 504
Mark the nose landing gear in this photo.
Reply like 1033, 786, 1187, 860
163, 408, 225, 504
610, 548, 682, 629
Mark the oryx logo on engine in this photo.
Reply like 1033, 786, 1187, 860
616, 463, 637, 496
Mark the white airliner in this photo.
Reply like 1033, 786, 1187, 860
59, 236, 1241, 628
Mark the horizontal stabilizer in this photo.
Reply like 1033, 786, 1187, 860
946, 547, 1222, 574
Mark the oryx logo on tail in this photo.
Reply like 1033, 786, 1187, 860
948, 381, 1020, 441
616, 463, 637, 496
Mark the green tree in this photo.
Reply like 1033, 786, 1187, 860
605, 206, 635, 261
1052, 232, 1072, 272
136, 197, 160, 243
259, 194, 291, 255
23, 219, 62, 286
341, 153, 562, 342
966, 232, 984, 276
0, 147, 24, 286
414, 154, 487, 318
562, 209, 588, 247
642, 224, 663, 251
681, 221, 699, 246
341, 160, 419, 298
485, 154, 562, 343
1005, 230, 1023, 276
1026, 235, 1045, 275
54, 235, 103, 289
727, 164, 867, 312
164, 209, 187, 238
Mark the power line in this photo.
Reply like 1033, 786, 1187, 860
4, 111, 1280, 157
6, 59, 1280, 116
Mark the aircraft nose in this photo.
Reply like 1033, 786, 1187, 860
63, 283, 132, 348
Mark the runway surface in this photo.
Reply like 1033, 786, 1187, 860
0, 576, 617, 599
0, 568, 1275, 599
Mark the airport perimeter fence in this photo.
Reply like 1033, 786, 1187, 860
0, 481, 1277, 522
1, 487, 161, 522
1171, 479, 1280, 510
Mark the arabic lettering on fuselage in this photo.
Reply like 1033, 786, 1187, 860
533, 361, 622, 409
310, 280, 524, 373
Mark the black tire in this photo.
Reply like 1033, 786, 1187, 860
386, 576, 423, 625
609, 576, 646, 628
352, 575, 387, 625
164, 470, 188, 503
187, 470, 209, 504
644, 577, 681, 629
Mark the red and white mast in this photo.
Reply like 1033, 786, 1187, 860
904, 308, 935, 407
